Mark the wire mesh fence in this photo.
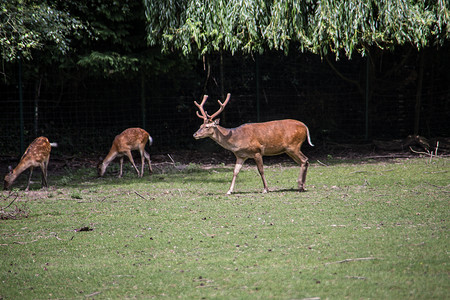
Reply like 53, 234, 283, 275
1, 51, 449, 157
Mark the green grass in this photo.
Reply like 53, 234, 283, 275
1, 157, 449, 299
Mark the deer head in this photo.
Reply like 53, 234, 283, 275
3, 166, 14, 190
193, 93, 231, 139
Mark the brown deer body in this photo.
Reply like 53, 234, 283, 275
4, 136, 57, 191
98, 128, 153, 178
193, 94, 313, 194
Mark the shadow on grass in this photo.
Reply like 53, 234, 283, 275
50, 163, 233, 189
228, 187, 306, 195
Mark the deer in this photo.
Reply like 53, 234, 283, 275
193, 93, 314, 194
4, 136, 58, 191
98, 128, 153, 178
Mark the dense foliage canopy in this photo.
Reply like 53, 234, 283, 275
0, 0, 183, 78
145, 0, 450, 58
0, 0, 85, 62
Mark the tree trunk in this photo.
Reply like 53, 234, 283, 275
141, 73, 146, 129
34, 75, 43, 137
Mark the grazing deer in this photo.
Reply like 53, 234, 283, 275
193, 93, 314, 194
4, 136, 58, 191
98, 128, 153, 178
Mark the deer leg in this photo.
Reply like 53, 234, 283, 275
227, 157, 246, 195
41, 161, 49, 189
287, 150, 309, 192
139, 149, 145, 177
144, 151, 153, 173
118, 157, 124, 178
26, 167, 34, 191
299, 159, 309, 191
125, 151, 140, 177
254, 153, 269, 193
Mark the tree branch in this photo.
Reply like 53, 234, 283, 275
324, 257, 379, 265
325, 55, 364, 95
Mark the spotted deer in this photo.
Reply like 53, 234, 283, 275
98, 128, 153, 178
193, 93, 313, 194
4, 136, 58, 191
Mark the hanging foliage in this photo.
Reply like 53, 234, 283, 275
144, 0, 450, 58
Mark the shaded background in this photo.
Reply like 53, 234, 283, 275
1, 0, 449, 159
1, 47, 448, 157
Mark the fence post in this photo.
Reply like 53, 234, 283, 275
414, 51, 425, 135
18, 55, 25, 154
365, 57, 370, 140
255, 54, 261, 122
141, 74, 146, 129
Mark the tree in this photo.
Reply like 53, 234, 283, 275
144, 0, 449, 58
1, 0, 86, 152
68, 0, 196, 129
0, 0, 85, 62
145, 0, 449, 138
73, 0, 152, 76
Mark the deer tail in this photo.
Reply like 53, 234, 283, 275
306, 126, 314, 147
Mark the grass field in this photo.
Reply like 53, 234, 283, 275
1, 156, 449, 299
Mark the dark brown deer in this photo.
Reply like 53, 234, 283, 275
4, 136, 58, 191
193, 93, 314, 194
98, 128, 153, 178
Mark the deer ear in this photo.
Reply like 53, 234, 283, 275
214, 119, 220, 125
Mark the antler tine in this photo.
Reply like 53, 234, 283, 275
209, 93, 231, 120
194, 95, 209, 120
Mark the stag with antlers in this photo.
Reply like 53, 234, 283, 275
193, 93, 314, 194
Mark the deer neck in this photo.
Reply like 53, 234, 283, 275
211, 126, 238, 151
14, 160, 30, 176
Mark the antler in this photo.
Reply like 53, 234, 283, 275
209, 93, 231, 120
194, 95, 209, 120
194, 93, 231, 121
